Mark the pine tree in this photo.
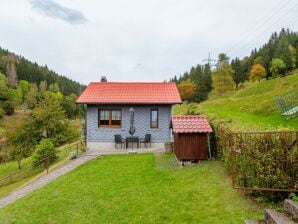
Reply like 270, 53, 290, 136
231, 57, 247, 88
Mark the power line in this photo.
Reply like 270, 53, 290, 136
228, 0, 298, 58
227, 0, 296, 57
226, 0, 294, 55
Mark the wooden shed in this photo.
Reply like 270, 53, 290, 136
172, 115, 212, 162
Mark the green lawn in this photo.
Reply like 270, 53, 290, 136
174, 72, 298, 131
0, 154, 265, 224
0, 141, 83, 198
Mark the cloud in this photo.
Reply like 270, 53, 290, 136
30, 0, 87, 24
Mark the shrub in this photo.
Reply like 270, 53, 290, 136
214, 124, 296, 193
32, 139, 58, 168
2, 101, 14, 115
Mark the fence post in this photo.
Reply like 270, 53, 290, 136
46, 157, 49, 174
76, 143, 79, 156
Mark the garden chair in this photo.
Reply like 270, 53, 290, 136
140, 134, 151, 148
114, 135, 125, 149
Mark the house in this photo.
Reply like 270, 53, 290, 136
172, 115, 212, 162
76, 79, 181, 150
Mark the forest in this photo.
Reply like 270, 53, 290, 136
171, 28, 298, 102
0, 47, 85, 168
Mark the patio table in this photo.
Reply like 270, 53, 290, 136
126, 137, 139, 149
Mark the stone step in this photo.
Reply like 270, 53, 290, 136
264, 209, 295, 224
284, 199, 298, 219
244, 220, 259, 224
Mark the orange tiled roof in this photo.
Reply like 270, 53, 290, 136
76, 82, 182, 104
172, 115, 212, 133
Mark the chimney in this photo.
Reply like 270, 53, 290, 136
100, 76, 107, 82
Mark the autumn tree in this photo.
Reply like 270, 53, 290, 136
177, 80, 196, 101
249, 64, 266, 82
212, 53, 235, 94
270, 58, 286, 77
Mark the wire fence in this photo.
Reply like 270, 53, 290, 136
0, 141, 86, 187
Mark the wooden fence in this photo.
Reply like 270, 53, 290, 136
0, 141, 85, 187
215, 124, 298, 192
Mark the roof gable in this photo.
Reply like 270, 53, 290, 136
76, 82, 182, 104
172, 115, 212, 133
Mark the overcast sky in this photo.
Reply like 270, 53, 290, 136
0, 0, 297, 84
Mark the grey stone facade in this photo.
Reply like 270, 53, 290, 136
86, 104, 172, 149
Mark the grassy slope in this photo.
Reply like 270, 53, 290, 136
174, 72, 298, 130
0, 154, 266, 224
0, 142, 83, 198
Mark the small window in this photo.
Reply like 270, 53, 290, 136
98, 109, 121, 128
150, 109, 158, 128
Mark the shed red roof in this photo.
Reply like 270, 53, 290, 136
76, 82, 181, 104
172, 115, 213, 133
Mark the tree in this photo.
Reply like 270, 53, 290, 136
39, 80, 48, 99
18, 80, 30, 103
270, 58, 286, 77
253, 56, 265, 66
177, 80, 196, 101
231, 57, 247, 88
274, 36, 292, 72
0, 73, 9, 99
6, 119, 38, 169
62, 93, 78, 118
249, 64, 266, 82
48, 83, 60, 93
212, 53, 235, 95
32, 139, 57, 168
31, 97, 79, 145
289, 45, 296, 69
26, 83, 38, 109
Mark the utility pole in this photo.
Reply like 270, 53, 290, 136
202, 52, 216, 67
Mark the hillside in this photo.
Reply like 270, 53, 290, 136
0, 47, 84, 95
174, 71, 298, 131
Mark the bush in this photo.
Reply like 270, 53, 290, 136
32, 139, 58, 167
215, 124, 296, 194
2, 101, 14, 115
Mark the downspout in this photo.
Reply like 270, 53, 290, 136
207, 133, 212, 160
84, 104, 87, 147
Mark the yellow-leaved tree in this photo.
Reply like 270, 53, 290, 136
177, 80, 196, 101
212, 53, 235, 95
249, 64, 266, 82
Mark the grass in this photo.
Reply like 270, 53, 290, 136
0, 141, 84, 198
174, 72, 298, 131
0, 153, 268, 224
